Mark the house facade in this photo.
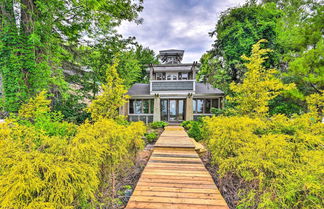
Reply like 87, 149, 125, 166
120, 49, 224, 123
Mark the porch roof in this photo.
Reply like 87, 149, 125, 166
195, 83, 224, 95
127, 83, 150, 96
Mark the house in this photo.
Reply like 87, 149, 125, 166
120, 49, 224, 123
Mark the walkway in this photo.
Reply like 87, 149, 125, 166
126, 126, 228, 209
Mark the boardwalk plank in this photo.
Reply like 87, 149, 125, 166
125, 126, 228, 209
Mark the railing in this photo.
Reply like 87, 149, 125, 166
128, 114, 153, 123
150, 80, 195, 92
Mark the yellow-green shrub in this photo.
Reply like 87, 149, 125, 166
203, 114, 324, 208
0, 92, 146, 208
0, 121, 98, 209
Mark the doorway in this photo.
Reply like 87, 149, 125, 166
161, 99, 185, 122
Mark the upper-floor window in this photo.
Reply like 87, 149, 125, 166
178, 72, 189, 80
166, 73, 178, 80
156, 72, 166, 80
154, 72, 192, 80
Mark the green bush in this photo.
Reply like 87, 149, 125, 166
181, 120, 203, 141
150, 121, 168, 129
187, 121, 203, 141
181, 121, 191, 130
145, 132, 158, 143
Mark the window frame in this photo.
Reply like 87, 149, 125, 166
193, 98, 221, 114
129, 99, 154, 115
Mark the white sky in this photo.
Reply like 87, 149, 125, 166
118, 0, 245, 63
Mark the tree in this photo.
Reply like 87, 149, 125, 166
276, 1, 324, 95
197, 53, 231, 94
204, 3, 282, 85
87, 60, 129, 121
227, 40, 294, 116
0, 0, 143, 112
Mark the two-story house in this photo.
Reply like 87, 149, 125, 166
120, 49, 224, 123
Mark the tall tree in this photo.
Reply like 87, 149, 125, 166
228, 39, 294, 116
0, 0, 143, 112
87, 60, 129, 121
203, 3, 282, 85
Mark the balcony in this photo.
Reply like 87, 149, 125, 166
150, 80, 195, 93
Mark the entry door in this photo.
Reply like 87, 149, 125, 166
169, 100, 177, 121
168, 99, 185, 122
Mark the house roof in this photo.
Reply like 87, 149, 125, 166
127, 83, 150, 96
195, 83, 224, 95
127, 82, 224, 96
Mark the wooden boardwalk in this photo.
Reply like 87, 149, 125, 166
126, 126, 228, 209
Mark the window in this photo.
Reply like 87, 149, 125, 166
193, 98, 221, 114
205, 99, 211, 113
129, 100, 134, 114
134, 100, 142, 114
129, 99, 154, 114
166, 72, 178, 80
143, 100, 149, 113
150, 99, 154, 114
181, 73, 188, 80
197, 99, 204, 113
212, 98, 219, 108
193, 99, 197, 113
161, 99, 168, 121
156, 73, 166, 80
178, 72, 188, 80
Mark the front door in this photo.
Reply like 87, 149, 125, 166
161, 99, 185, 122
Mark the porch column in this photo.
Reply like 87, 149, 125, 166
153, 94, 160, 122
185, 93, 193, 121
119, 101, 128, 117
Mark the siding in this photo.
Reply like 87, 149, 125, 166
152, 81, 194, 91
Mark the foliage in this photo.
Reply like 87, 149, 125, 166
201, 3, 282, 84
71, 119, 145, 207
201, 1, 323, 115
197, 53, 231, 94
187, 121, 203, 141
227, 40, 295, 116
305, 91, 324, 120
268, 95, 304, 116
150, 121, 168, 129
0, 0, 143, 112
203, 113, 324, 208
11, 91, 77, 137
87, 61, 129, 121
114, 46, 159, 87
0, 91, 146, 208
275, 0, 324, 96
181, 121, 192, 130
181, 120, 203, 141
115, 51, 142, 88
145, 132, 158, 143
53, 93, 90, 124
134, 45, 159, 82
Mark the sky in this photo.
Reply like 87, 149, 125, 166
118, 0, 245, 63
